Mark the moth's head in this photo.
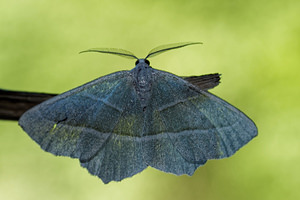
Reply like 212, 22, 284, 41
135, 59, 150, 66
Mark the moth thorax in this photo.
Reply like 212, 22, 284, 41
136, 65, 152, 92
133, 64, 153, 110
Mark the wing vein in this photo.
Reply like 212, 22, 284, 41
81, 94, 122, 112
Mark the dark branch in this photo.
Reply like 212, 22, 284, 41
0, 89, 56, 120
182, 73, 221, 90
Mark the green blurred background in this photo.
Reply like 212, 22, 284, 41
0, 0, 299, 199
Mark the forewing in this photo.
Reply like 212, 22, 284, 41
142, 70, 257, 175
19, 71, 147, 183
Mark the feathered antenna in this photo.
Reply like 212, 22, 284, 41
80, 48, 138, 60
145, 42, 202, 59
80, 42, 202, 60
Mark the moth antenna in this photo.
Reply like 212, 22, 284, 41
80, 48, 138, 60
145, 42, 202, 59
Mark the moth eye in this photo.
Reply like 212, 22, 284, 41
135, 60, 140, 65
145, 59, 150, 65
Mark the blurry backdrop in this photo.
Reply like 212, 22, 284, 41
0, 0, 299, 200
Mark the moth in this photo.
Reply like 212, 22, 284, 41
19, 42, 257, 184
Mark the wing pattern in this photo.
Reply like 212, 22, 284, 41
139, 71, 257, 175
19, 71, 147, 183
19, 69, 257, 183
